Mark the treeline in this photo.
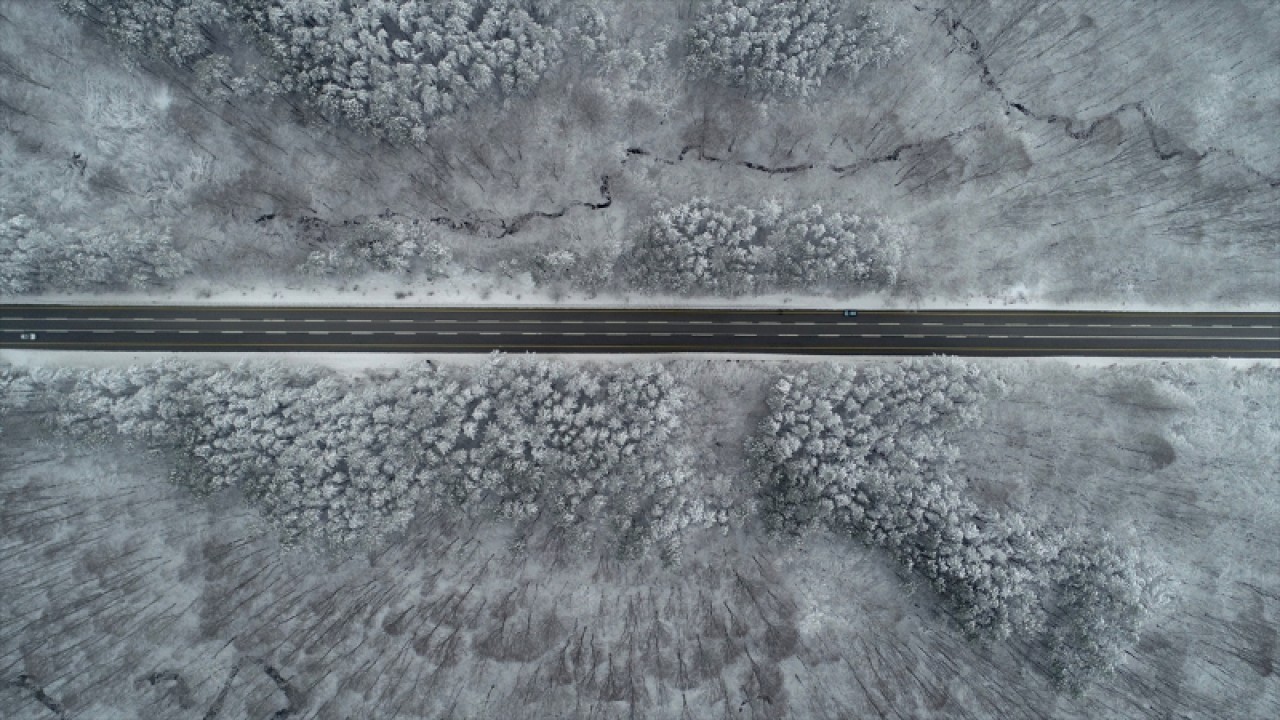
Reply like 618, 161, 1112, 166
748, 359, 1162, 692
0, 214, 190, 294
5, 356, 719, 561
59, 0, 581, 141
302, 199, 905, 297
621, 199, 904, 296
59, 0, 902, 140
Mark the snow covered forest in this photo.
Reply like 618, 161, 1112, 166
2, 355, 1276, 718
0, 0, 1272, 303
2, 0, 1278, 717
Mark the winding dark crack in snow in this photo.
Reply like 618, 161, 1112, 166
11, 674, 67, 719
195, 658, 299, 720
423, 174, 611, 239
625, 121, 990, 179
917, 4, 1280, 188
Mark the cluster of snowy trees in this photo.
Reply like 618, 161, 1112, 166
686, 0, 903, 97
58, 0, 232, 67
622, 199, 903, 296
4, 356, 714, 560
60, 1, 570, 139
496, 239, 618, 296
0, 214, 190, 294
749, 358, 1160, 690
299, 217, 450, 278
241, 0, 566, 140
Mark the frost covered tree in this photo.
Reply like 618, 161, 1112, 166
686, 0, 903, 97
621, 199, 904, 296
0, 215, 191, 294
1045, 532, 1162, 694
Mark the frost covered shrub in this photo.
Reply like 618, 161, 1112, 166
0, 215, 190, 294
300, 218, 450, 277
242, 0, 565, 139
622, 199, 903, 296
686, 0, 903, 97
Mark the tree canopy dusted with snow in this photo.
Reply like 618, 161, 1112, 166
686, 0, 903, 97
244, 0, 566, 139
0, 215, 190, 294
622, 199, 903, 296
58, 0, 233, 67
12, 356, 707, 560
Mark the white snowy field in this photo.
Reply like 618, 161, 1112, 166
2, 356, 1276, 719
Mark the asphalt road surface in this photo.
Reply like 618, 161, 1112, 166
1, 305, 1277, 357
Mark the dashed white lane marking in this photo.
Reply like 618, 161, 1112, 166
135, 330, 154, 334
778, 333, 798, 337
179, 330, 198, 334
220, 330, 243, 334
734, 333, 757, 337
307, 331, 329, 335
